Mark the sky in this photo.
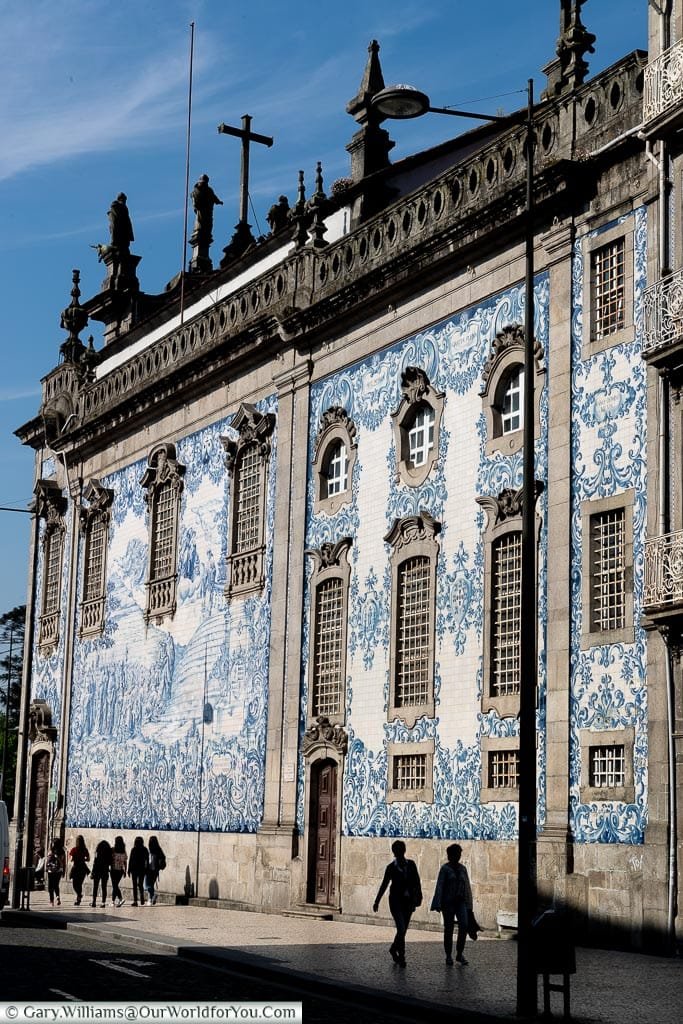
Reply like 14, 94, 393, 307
0, 0, 646, 617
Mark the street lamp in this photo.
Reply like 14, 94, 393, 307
373, 80, 538, 1018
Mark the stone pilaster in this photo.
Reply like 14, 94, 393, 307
537, 219, 575, 906
260, 356, 312, 836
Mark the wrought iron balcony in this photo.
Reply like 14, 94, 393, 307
642, 269, 683, 361
643, 530, 683, 613
643, 40, 683, 133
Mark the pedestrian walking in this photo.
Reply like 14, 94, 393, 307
68, 835, 90, 905
430, 843, 474, 965
90, 839, 112, 907
110, 836, 127, 907
46, 839, 66, 907
144, 835, 166, 906
128, 836, 148, 906
372, 839, 422, 967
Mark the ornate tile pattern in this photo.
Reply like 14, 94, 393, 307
32, 397, 278, 833
569, 207, 648, 844
299, 278, 550, 839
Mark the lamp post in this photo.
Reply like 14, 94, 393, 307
372, 81, 538, 1017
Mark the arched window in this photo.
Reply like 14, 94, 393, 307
222, 403, 276, 597
323, 440, 349, 498
480, 325, 544, 456
407, 404, 436, 467
391, 367, 444, 487
306, 538, 352, 726
79, 479, 114, 637
312, 407, 357, 515
500, 367, 524, 435
385, 512, 440, 727
141, 443, 185, 622
35, 480, 67, 654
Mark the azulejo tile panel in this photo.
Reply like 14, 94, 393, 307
299, 277, 550, 840
569, 206, 648, 845
33, 397, 277, 833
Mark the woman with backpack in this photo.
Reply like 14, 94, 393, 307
110, 836, 127, 907
430, 843, 475, 966
144, 835, 166, 906
68, 835, 90, 906
46, 838, 66, 907
128, 836, 148, 906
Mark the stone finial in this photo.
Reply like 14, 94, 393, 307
346, 40, 395, 182
291, 170, 310, 249
307, 162, 328, 249
59, 269, 88, 364
543, 0, 596, 98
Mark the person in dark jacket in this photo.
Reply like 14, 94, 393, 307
430, 843, 474, 965
90, 839, 112, 907
46, 839, 66, 907
144, 835, 166, 906
372, 840, 422, 967
110, 836, 128, 907
68, 835, 90, 906
128, 836, 149, 907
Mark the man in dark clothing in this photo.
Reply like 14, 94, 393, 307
372, 840, 422, 967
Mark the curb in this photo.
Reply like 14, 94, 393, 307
1, 908, 514, 1023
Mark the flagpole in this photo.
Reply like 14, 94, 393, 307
179, 21, 195, 327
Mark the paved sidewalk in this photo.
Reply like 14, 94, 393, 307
3, 890, 682, 1023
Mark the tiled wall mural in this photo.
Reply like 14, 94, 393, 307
33, 398, 278, 832
570, 207, 648, 844
299, 277, 550, 840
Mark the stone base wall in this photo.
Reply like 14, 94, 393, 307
61, 827, 671, 951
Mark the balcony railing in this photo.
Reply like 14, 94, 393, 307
642, 269, 683, 357
643, 40, 683, 125
644, 530, 683, 610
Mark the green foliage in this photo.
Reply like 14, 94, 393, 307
1, 606, 25, 808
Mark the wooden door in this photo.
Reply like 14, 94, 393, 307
309, 760, 337, 905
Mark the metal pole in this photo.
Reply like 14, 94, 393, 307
179, 20, 195, 326
516, 77, 538, 1019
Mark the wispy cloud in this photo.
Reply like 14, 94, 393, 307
0, 1, 226, 182
0, 387, 42, 403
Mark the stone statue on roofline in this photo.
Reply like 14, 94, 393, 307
108, 192, 135, 253
267, 195, 290, 235
190, 174, 223, 247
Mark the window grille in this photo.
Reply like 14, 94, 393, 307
489, 749, 520, 789
592, 238, 625, 339
325, 441, 348, 497
591, 508, 626, 631
83, 517, 106, 602
501, 367, 524, 434
235, 443, 261, 554
313, 578, 344, 716
492, 532, 521, 696
589, 744, 625, 788
151, 480, 175, 581
396, 556, 431, 706
393, 752, 427, 791
408, 405, 435, 468
43, 530, 62, 616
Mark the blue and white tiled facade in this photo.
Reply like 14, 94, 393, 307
569, 207, 648, 844
300, 276, 550, 842
32, 397, 278, 834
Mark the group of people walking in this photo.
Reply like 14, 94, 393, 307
43, 834, 166, 909
374, 841, 479, 968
